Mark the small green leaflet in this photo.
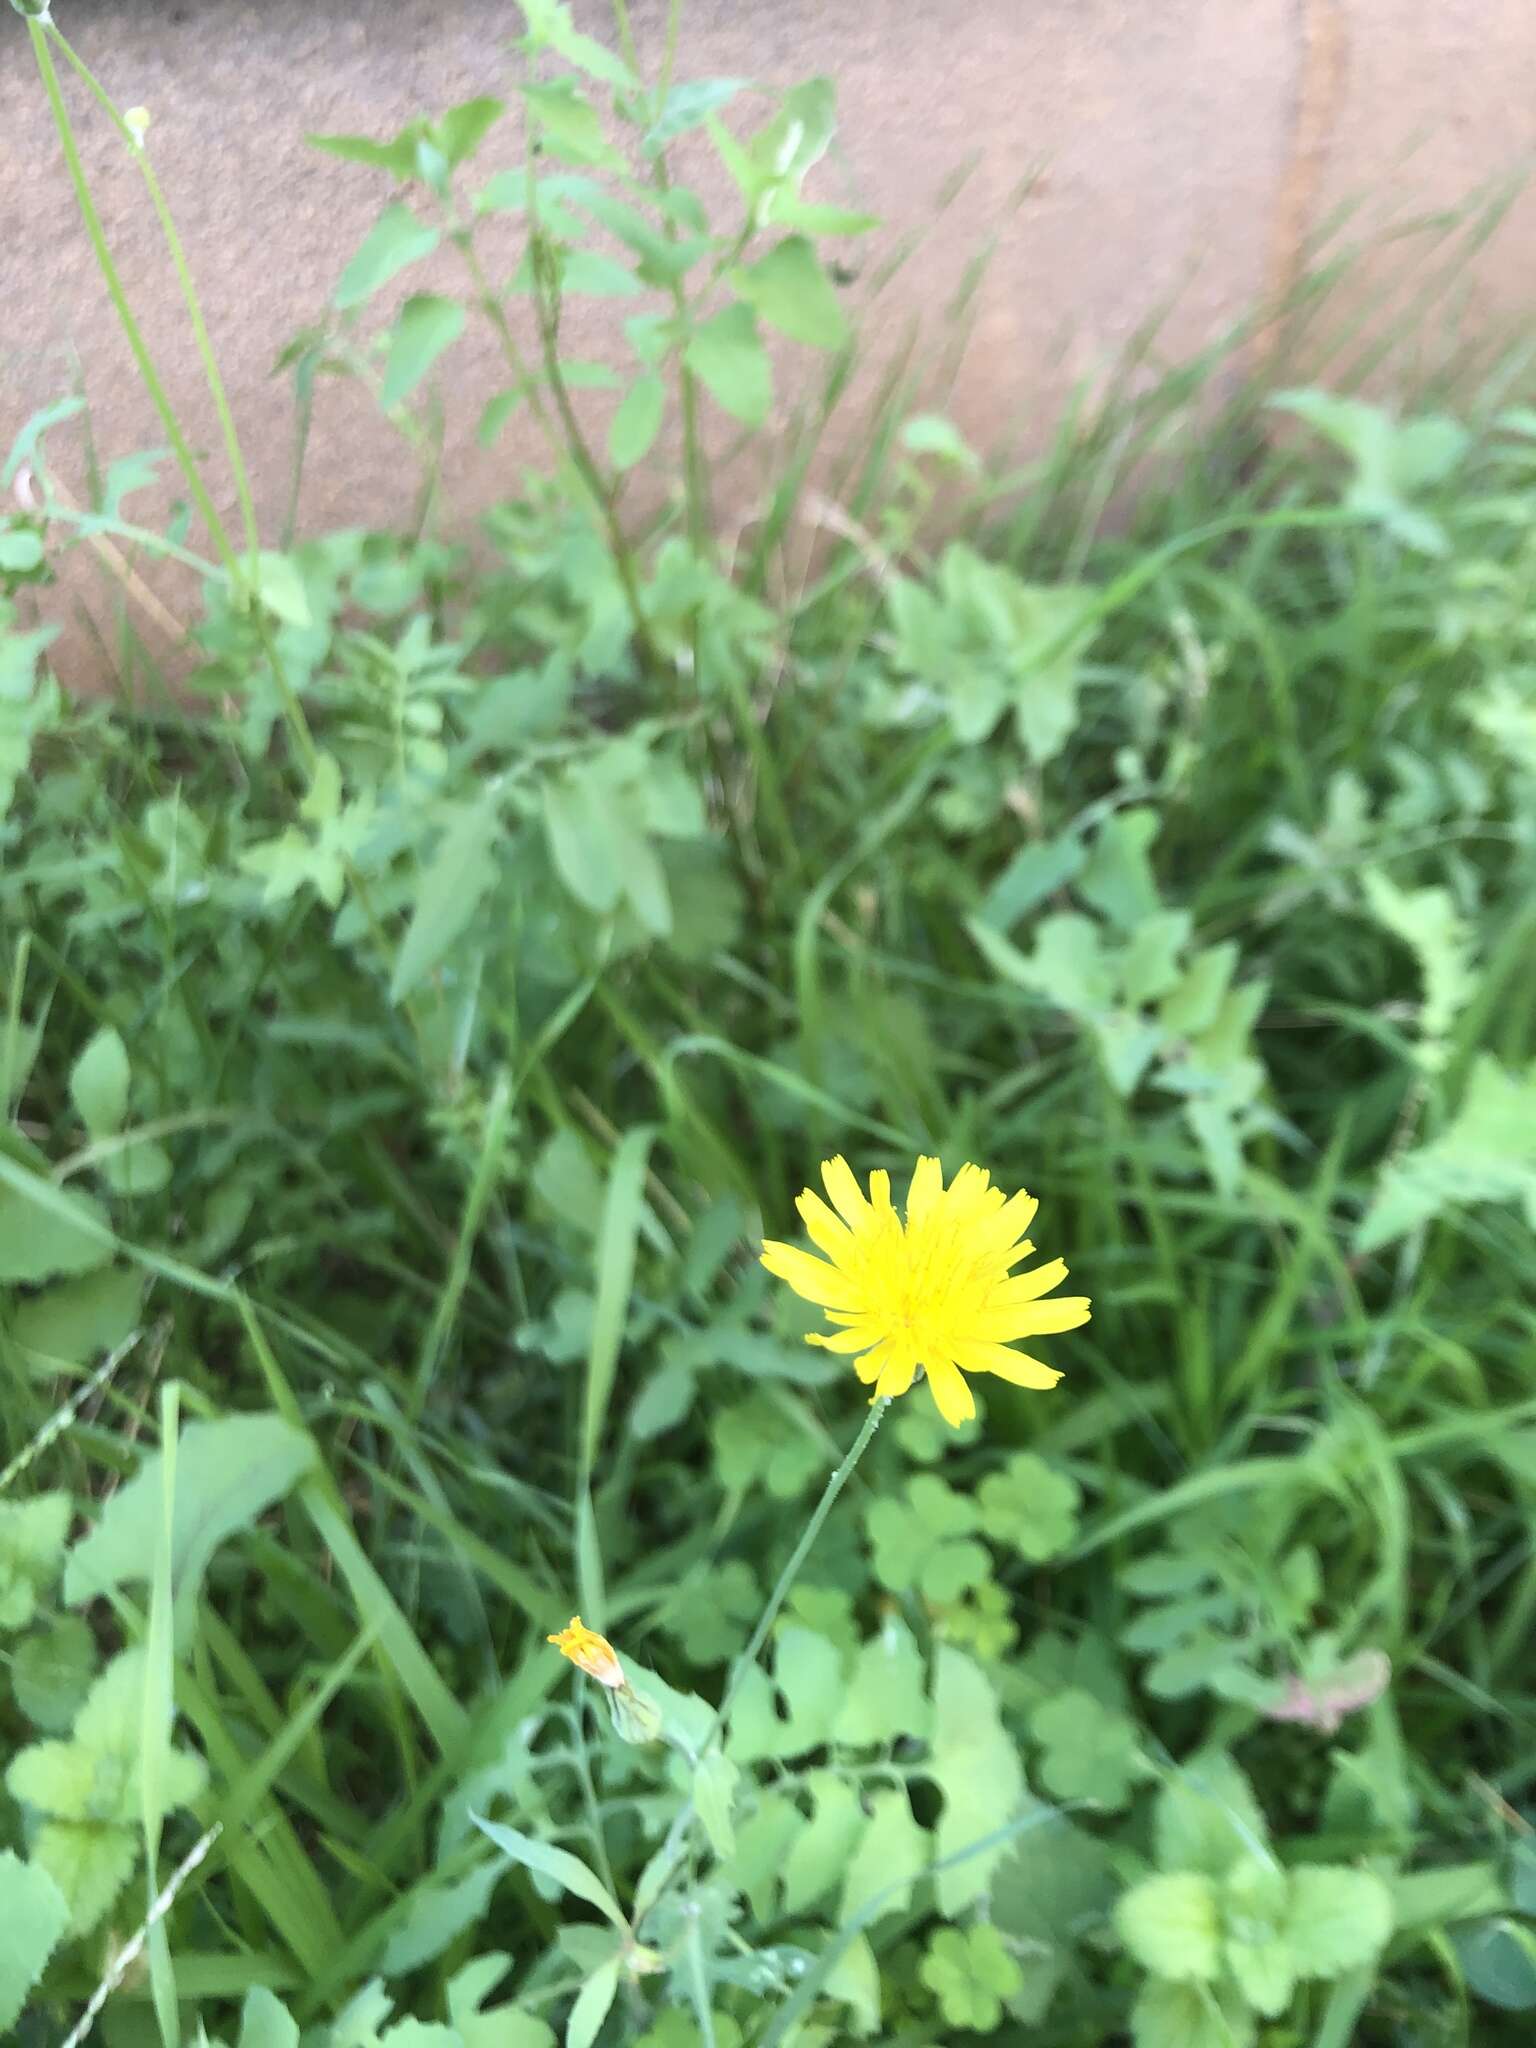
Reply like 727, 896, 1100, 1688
730, 236, 849, 349
391, 799, 501, 1003
684, 303, 772, 427
383, 295, 466, 408
335, 204, 440, 310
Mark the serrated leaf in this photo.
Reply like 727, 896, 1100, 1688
1030, 1687, 1143, 1809
0, 1851, 70, 2028
438, 96, 504, 167
381, 1862, 500, 1975
1358, 1055, 1536, 1252
1117, 1871, 1222, 1982
0, 1493, 72, 1632
335, 203, 440, 310
31, 1820, 138, 1938
1283, 1865, 1394, 1977
683, 303, 771, 427
239, 1987, 300, 2048
730, 235, 849, 349
69, 1026, 129, 1136
391, 800, 501, 1002
13, 1616, 96, 1731
65, 1413, 317, 1618
382, 295, 466, 408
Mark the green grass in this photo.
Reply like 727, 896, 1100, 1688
4, 5, 1536, 2045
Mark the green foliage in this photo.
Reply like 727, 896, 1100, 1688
6, 1, 1536, 2040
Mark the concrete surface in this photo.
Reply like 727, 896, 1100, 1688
1, 0, 1534, 692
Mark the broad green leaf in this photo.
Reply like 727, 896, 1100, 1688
381, 1861, 500, 1975
0, 1176, 113, 1284
31, 1821, 137, 1938
561, 249, 641, 297
382, 295, 466, 408
1358, 1055, 1536, 1251
1030, 1688, 1143, 1809
728, 1625, 842, 1761
1155, 1752, 1268, 1878
447, 1954, 555, 2048
609, 374, 666, 470
730, 236, 849, 349
0, 528, 43, 572
0, 1493, 72, 1632
1283, 1865, 1394, 1977
65, 1413, 317, 1617
822, 1930, 880, 2037
308, 127, 424, 178
1455, 1919, 1536, 2012
1117, 1871, 1221, 1982
520, 82, 613, 166
565, 1957, 619, 2048
1131, 1978, 1256, 2048
920, 1922, 1023, 2032
469, 1815, 627, 1931
391, 799, 501, 1002
929, 1645, 1023, 1913
12, 1616, 96, 1732
683, 303, 771, 427
239, 1987, 300, 2048
516, 0, 636, 89
833, 1617, 929, 1746
645, 78, 750, 151
0, 1851, 69, 2030
992, 1800, 1118, 1944
250, 550, 314, 630
438, 96, 504, 166
692, 1749, 740, 1858
100, 1136, 174, 1198
839, 1785, 927, 1924
783, 1771, 863, 1913
542, 767, 626, 914
68, 1026, 129, 1137
335, 203, 440, 310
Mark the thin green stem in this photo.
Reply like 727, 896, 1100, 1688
715, 1396, 890, 1744
28, 22, 235, 573
50, 24, 262, 565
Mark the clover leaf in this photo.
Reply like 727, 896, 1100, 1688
867, 1474, 990, 1603
919, 1922, 1024, 2031
1030, 1686, 1145, 1809
978, 1452, 1081, 1561
712, 1392, 824, 1499
666, 1558, 759, 1665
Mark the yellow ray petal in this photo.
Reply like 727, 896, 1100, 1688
989, 1257, 1070, 1307
956, 1342, 1063, 1390
925, 1359, 976, 1427
904, 1155, 944, 1228
806, 1323, 881, 1353
796, 1188, 857, 1262
760, 1241, 860, 1309
1011, 1295, 1092, 1336
820, 1155, 871, 1230
874, 1344, 919, 1399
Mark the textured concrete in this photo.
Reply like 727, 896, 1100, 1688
2, 1, 1534, 691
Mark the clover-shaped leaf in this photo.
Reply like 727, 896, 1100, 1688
0, 1492, 71, 1632
712, 1392, 824, 1499
977, 1452, 1081, 1561
1030, 1686, 1145, 1809
867, 1474, 989, 1603
893, 1393, 983, 1464
919, 1923, 1024, 2031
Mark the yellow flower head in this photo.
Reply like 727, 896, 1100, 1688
761, 1155, 1090, 1428
547, 1615, 625, 1688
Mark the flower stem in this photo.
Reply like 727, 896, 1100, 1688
712, 1395, 890, 1746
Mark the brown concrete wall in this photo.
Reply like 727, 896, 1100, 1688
2, 1, 1534, 692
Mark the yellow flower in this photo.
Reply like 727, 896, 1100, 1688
761, 1155, 1090, 1428
547, 1615, 625, 1688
